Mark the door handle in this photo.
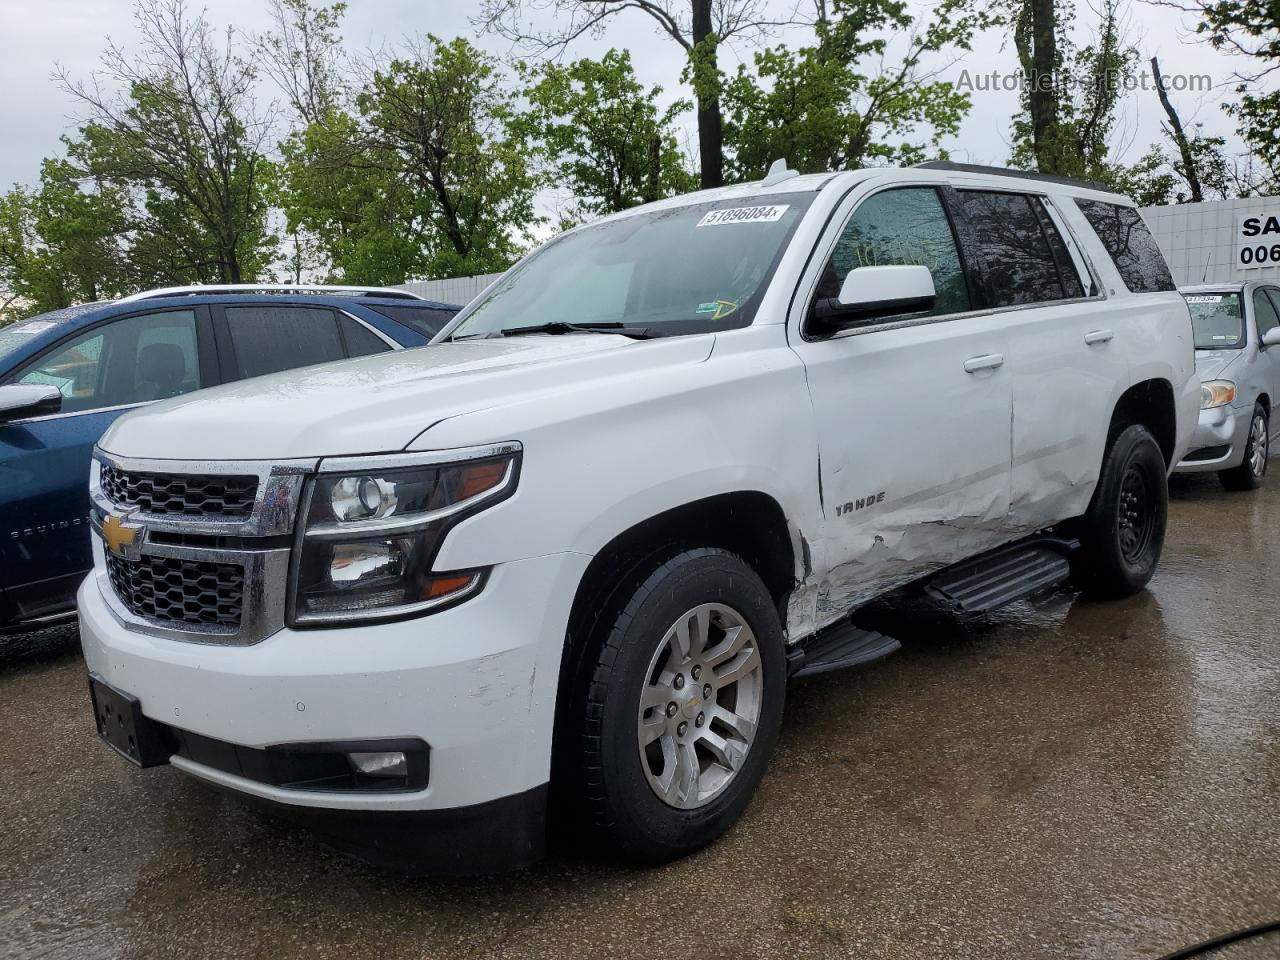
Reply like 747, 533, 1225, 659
963, 353, 1005, 373
1084, 328, 1115, 345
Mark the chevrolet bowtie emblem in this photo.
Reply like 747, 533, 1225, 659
101, 513, 143, 558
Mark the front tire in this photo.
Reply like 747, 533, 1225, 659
1219, 402, 1268, 491
571, 548, 785, 864
1071, 423, 1168, 598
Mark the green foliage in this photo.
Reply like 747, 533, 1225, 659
1118, 132, 1233, 205
516, 50, 695, 224
275, 109, 420, 284
22, 0, 1272, 318
685, 32, 724, 108
1235, 92, 1280, 186
473, 0, 811, 189
362, 37, 538, 277
722, 0, 984, 179
0, 156, 132, 318
1109, 148, 1181, 206
1181, 0, 1280, 186
279, 35, 538, 281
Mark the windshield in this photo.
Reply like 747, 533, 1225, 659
1186, 292, 1245, 349
446, 192, 816, 340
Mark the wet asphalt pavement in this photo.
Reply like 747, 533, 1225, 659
3, 473, 1280, 959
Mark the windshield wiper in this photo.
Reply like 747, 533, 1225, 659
499, 321, 661, 340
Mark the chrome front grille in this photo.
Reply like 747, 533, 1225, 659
100, 464, 259, 518
107, 553, 245, 628
91, 451, 315, 645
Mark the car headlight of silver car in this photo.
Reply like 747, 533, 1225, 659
1200, 380, 1237, 409
289, 443, 520, 626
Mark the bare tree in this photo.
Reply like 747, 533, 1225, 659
56, 0, 275, 283
256, 0, 349, 124
1148, 0, 1280, 185
474, 0, 809, 188
1150, 56, 1202, 201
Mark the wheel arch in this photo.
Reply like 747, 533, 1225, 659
565, 490, 798, 659
1109, 378, 1177, 467
550, 491, 799, 790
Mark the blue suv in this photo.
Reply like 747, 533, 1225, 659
0, 285, 458, 633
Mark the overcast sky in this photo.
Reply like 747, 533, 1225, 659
0, 0, 1257, 192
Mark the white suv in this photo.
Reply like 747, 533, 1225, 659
79, 162, 1199, 873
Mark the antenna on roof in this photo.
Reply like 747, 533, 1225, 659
1202, 253, 1212, 284
761, 158, 799, 187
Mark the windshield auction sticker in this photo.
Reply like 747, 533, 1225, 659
1185, 295, 1223, 303
697, 205, 789, 227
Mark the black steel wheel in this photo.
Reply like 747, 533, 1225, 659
1071, 423, 1168, 598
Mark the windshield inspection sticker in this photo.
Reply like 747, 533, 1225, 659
696, 300, 738, 319
697, 204, 789, 227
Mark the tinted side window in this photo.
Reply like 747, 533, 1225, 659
1030, 198, 1085, 299
954, 191, 1069, 306
223, 306, 345, 380
819, 187, 971, 320
367, 305, 458, 339
1253, 289, 1280, 339
16, 310, 200, 413
339, 315, 392, 357
1074, 199, 1176, 293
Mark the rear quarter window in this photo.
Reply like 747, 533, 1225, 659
1074, 199, 1176, 294
367, 305, 459, 339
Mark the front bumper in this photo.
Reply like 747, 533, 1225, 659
1174, 403, 1254, 473
79, 550, 590, 862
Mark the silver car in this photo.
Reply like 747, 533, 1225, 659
1175, 281, 1280, 489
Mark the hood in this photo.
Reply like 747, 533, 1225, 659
100, 333, 713, 461
1194, 348, 1245, 382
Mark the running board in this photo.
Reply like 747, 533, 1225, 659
924, 537, 1077, 618
787, 622, 901, 678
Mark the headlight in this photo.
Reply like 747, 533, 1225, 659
289, 443, 520, 626
1201, 380, 1237, 409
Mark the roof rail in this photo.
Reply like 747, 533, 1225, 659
117, 284, 425, 303
913, 161, 1122, 196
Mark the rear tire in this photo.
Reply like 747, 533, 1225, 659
1071, 423, 1168, 599
569, 548, 785, 864
1219, 403, 1268, 491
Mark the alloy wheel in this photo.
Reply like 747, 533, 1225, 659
1250, 413, 1268, 478
636, 603, 763, 810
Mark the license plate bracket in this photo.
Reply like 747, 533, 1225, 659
88, 674, 172, 768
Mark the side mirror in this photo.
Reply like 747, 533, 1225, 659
1262, 328, 1280, 348
0, 383, 62, 423
813, 264, 937, 331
